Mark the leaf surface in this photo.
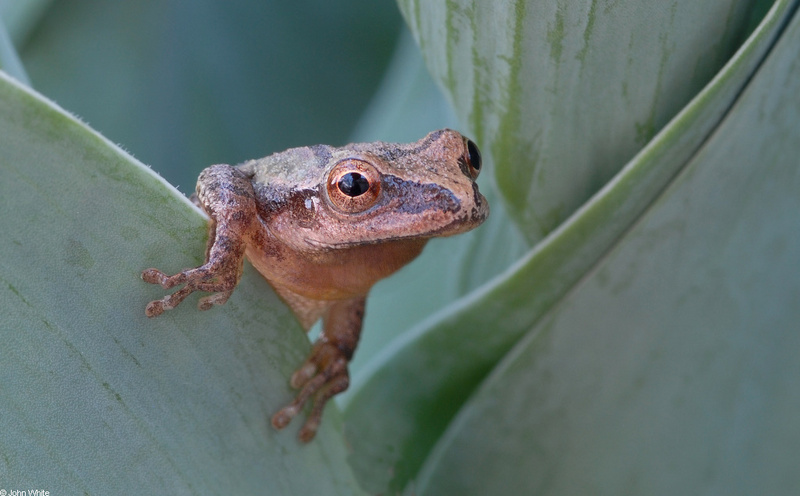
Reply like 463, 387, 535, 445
399, 0, 769, 241
343, 1, 798, 492
0, 72, 365, 495
417, 6, 800, 492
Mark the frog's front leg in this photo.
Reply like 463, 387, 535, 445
142, 165, 255, 317
272, 296, 365, 442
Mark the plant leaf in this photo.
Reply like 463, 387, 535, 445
415, 5, 800, 492
346, 30, 530, 378
19, 0, 402, 189
0, 72, 365, 494
342, 0, 797, 492
0, 18, 28, 84
399, 0, 770, 242
0, 0, 53, 45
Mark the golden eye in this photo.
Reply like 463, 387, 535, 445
326, 159, 381, 213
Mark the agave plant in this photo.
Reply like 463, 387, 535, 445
1, 0, 797, 494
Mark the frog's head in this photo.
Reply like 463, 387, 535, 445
305, 129, 489, 248
259, 129, 488, 256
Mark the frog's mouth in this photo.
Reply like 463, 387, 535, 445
428, 197, 490, 237
426, 180, 490, 236
306, 196, 488, 249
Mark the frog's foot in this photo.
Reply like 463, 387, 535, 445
271, 340, 351, 442
142, 240, 244, 317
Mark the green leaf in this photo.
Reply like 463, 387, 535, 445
0, 19, 28, 84
6, 0, 798, 493
0, 72, 365, 494
416, 5, 800, 492
346, 30, 530, 377
399, 0, 770, 242
0, 0, 53, 45
19, 0, 402, 190
343, 0, 799, 492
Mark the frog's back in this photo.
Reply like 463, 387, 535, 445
237, 144, 334, 191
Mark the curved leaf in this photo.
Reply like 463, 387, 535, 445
0, 72, 365, 494
342, 1, 796, 492
417, 5, 800, 492
0, 19, 28, 84
19, 0, 402, 189
346, 31, 530, 377
400, 0, 768, 242
0, 0, 53, 45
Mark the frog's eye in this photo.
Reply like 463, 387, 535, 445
326, 159, 381, 213
338, 172, 370, 197
462, 138, 482, 179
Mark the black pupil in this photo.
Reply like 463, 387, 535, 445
467, 140, 482, 171
338, 172, 370, 197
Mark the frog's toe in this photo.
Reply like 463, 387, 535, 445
271, 342, 351, 442
197, 290, 233, 310
144, 285, 196, 317
142, 267, 198, 290
271, 369, 349, 442
142, 256, 243, 316
298, 372, 349, 442
291, 341, 347, 387
141, 268, 172, 287
271, 405, 299, 430
144, 299, 166, 317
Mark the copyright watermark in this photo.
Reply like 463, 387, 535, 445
0, 490, 50, 496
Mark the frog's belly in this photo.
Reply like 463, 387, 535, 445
244, 237, 427, 302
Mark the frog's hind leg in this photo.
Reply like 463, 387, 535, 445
271, 296, 365, 442
142, 164, 255, 317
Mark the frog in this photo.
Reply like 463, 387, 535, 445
142, 129, 488, 442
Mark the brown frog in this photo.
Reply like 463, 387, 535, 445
142, 129, 488, 442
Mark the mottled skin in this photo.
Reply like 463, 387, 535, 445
142, 129, 488, 441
